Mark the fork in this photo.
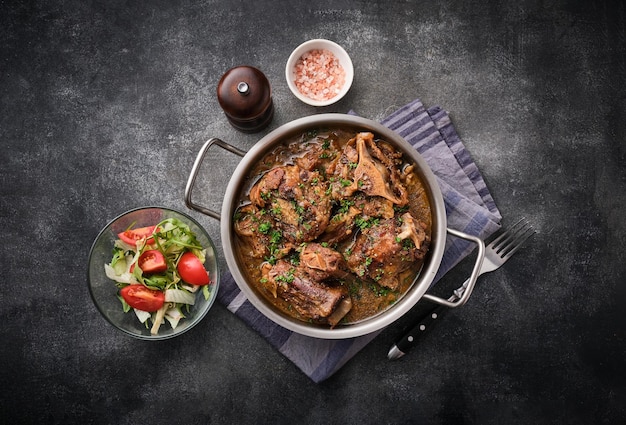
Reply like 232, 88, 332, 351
388, 218, 535, 360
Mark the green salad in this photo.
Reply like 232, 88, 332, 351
104, 218, 212, 335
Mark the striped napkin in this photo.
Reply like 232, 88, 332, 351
216, 99, 502, 383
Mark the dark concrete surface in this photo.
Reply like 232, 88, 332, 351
2, 0, 625, 424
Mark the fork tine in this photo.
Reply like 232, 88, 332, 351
490, 217, 529, 252
500, 228, 535, 260
499, 222, 535, 260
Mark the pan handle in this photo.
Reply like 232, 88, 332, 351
184, 138, 246, 221
421, 227, 485, 308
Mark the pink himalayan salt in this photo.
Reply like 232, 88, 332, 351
294, 49, 346, 102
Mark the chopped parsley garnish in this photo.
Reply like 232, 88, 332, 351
355, 216, 379, 231
370, 284, 391, 297
338, 199, 354, 215
270, 230, 282, 245
275, 268, 296, 284
258, 222, 272, 234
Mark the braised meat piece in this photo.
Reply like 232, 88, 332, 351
321, 204, 362, 244
233, 204, 294, 260
355, 194, 395, 219
326, 135, 358, 197
261, 243, 351, 323
300, 243, 347, 279
321, 194, 395, 244
263, 261, 345, 321
329, 132, 408, 206
293, 134, 341, 172
249, 165, 331, 245
233, 204, 270, 259
345, 212, 430, 290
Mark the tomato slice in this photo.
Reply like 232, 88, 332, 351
120, 284, 165, 312
177, 251, 210, 285
137, 249, 167, 274
118, 225, 157, 246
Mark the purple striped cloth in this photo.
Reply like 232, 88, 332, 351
216, 99, 502, 382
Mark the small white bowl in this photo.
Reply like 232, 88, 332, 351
285, 39, 354, 107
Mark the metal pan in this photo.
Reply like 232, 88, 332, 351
185, 114, 484, 339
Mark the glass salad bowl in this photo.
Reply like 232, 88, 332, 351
87, 206, 220, 340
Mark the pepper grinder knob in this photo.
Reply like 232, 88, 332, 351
237, 82, 249, 95
217, 66, 274, 133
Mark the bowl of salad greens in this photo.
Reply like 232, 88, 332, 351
87, 206, 220, 340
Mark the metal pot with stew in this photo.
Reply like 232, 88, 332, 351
185, 114, 485, 339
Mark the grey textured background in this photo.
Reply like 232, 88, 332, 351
1, 0, 625, 424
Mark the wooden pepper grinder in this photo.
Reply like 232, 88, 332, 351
217, 66, 274, 133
